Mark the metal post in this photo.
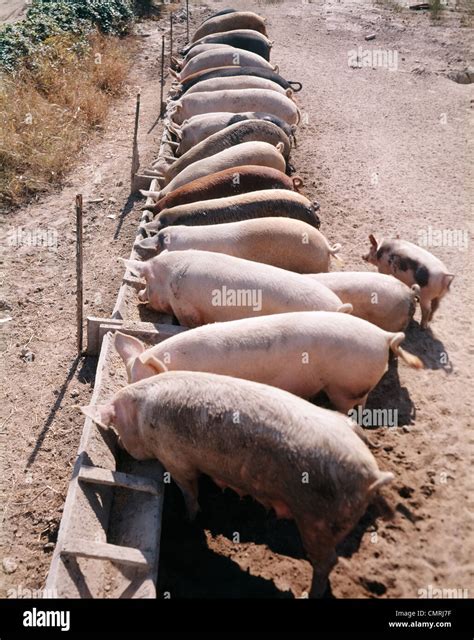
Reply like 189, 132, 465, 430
186, 0, 189, 43
170, 12, 173, 64
131, 92, 141, 189
160, 35, 165, 118
75, 194, 83, 355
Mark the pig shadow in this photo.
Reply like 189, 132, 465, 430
310, 357, 415, 427
364, 358, 416, 427
157, 476, 380, 599
403, 320, 453, 372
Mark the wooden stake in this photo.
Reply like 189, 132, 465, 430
160, 35, 165, 118
131, 92, 141, 189
75, 194, 83, 355
186, 0, 189, 43
170, 12, 173, 64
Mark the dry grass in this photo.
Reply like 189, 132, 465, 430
0, 32, 134, 209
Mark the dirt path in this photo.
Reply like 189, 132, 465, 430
1, 0, 473, 599
0, 14, 176, 595
0, 0, 27, 23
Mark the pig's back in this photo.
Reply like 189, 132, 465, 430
163, 250, 342, 315
129, 371, 382, 510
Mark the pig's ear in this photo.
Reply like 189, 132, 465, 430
114, 332, 145, 364
81, 403, 115, 428
122, 258, 147, 278
138, 354, 168, 375
368, 234, 378, 247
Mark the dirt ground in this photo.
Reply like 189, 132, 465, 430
0, 0, 27, 23
1, 0, 473, 599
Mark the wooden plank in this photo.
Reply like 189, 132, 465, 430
86, 316, 122, 356
46, 333, 120, 597
86, 316, 187, 356
62, 539, 151, 569
131, 173, 152, 193
79, 465, 162, 496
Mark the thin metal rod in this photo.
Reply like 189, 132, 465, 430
170, 12, 173, 64
131, 92, 141, 188
75, 194, 83, 355
186, 0, 189, 43
160, 35, 165, 118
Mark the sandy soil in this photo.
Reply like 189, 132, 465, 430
0, 0, 27, 23
1, 0, 473, 599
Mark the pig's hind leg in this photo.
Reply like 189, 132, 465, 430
429, 296, 441, 322
296, 516, 337, 598
419, 291, 432, 329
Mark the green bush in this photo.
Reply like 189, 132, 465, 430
0, 0, 135, 72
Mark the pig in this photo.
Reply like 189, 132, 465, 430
181, 29, 273, 62
135, 218, 339, 271
181, 75, 288, 97
172, 66, 302, 100
191, 11, 267, 43
140, 190, 320, 234
122, 249, 350, 327
162, 120, 292, 183
113, 310, 422, 411
82, 370, 394, 597
363, 235, 454, 329
173, 47, 276, 83
143, 141, 286, 200
168, 88, 300, 126
202, 9, 237, 22
307, 272, 420, 332
177, 43, 236, 65
166, 111, 295, 155
140, 166, 303, 217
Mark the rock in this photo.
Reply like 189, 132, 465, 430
2, 558, 17, 574
365, 34, 376, 41
448, 70, 473, 84
43, 542, 55, 552
20, 348, 35, 362
115, 180, 123, 187
108, 197, 117, 204
70, 389, 79, 398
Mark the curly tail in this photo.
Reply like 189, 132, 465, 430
411, 284, 421, 300
337, 303, 353, 314
369, 471, 395, 520
292, 176, 303, 191
369, 471, 395, 494
389, 333, 423, 369
329, 243, 343, 263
